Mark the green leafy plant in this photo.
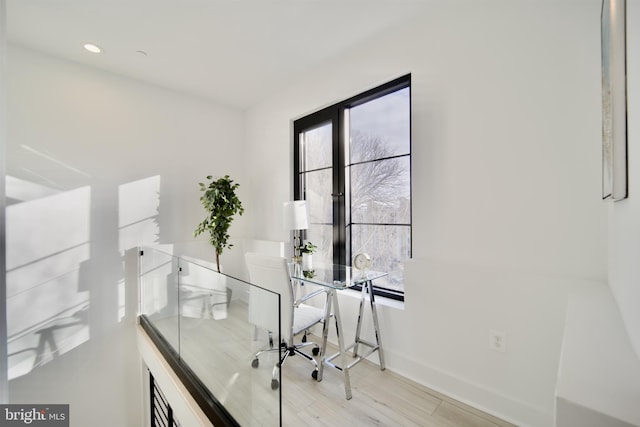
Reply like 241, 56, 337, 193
298, 241, 317, 254
194, 175, 244, 272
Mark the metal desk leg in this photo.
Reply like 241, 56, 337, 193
352, 280, 368, 358
367, 280, 385, 370
316, 289, 333, 382
333, 289, 352, 399
316, 288, 353, 399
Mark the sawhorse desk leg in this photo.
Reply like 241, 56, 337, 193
317, 288, 353, 399
317, 280, 386, 400
353, 279, 385, 370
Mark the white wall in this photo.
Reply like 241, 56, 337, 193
0, 0, 8, 404
609, 0, 640, 360
244, 1, 606, 426
5, 1, 632, 426
5, 45, 246, 426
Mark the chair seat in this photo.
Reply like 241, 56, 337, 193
245, 252, 328, 390
293, 304, 325, 336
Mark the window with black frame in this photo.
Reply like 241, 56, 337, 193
293, 75, 411, 300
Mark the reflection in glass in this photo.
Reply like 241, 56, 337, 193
139, 246, 281, 426
351, 224, 410, 293
301, 122, 332, 171
299, 122, 333, 267
140, 249, 180, 352
304, 169, 332, 225
347, 86, 411, 295
350, 87, 410, 163
305, 224, 333, 267
295, 79, 411, 298
350, 157, 410, 224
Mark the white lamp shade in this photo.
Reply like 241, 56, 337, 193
283, 200, 309, 230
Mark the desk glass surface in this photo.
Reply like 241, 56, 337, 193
290, 263, 387, 289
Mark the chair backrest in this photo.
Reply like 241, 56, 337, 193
245, 252, 294, 342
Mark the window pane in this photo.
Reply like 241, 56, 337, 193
350, 157, 410, 224
303, 168, 332, 224
294, 75, 411, 301
306, 224, 333, 266
351, 224, 410, 293
349, 87, 410, 163
301, 122, 332, 171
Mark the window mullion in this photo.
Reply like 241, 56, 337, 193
332, 109, 345, 266
293, 74, 410, 301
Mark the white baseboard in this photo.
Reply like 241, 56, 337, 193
385, 348, 551, 427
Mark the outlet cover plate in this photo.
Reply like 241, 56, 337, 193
489, 330, 507, 352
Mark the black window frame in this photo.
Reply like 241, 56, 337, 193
293, 74, 411, 301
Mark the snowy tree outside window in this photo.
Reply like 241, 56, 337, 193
294, 76, 411, 299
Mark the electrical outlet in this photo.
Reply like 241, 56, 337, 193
489, 330, 507, 353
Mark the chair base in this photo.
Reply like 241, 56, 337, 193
251, 335, 320, 390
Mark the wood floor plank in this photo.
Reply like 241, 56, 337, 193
356, 366, 442, 414
146, 301, 515, 427
433, 401, 508, 427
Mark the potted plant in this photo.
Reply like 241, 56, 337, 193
193, 175, 244, 272
298, 241, 317, 271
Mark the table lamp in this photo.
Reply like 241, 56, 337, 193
283, 200, 309, 262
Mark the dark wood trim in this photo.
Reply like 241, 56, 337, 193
139, 315, 244, 427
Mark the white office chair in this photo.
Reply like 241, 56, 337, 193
245, 252, 327, 390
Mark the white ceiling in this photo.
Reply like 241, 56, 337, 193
7, 0, 429, 109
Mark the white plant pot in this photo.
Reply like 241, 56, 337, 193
302, 253, 313, 270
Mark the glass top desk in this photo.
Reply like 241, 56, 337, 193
290, 263, 387, 400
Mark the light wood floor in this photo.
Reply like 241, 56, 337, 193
279, 338, 515, 427
149, 300, 516, 427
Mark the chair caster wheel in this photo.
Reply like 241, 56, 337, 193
251, 358, 259, 368
312, 347, 320, 356
302, 334, 307, 343
311, 370, 318, 380
271, 379, 279, 390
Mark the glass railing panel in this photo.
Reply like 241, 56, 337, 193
177, 260, 281, 426
139, 247, 180, 353
138, 245, 282, 426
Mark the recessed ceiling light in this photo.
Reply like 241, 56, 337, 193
83, 43, 102, 54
